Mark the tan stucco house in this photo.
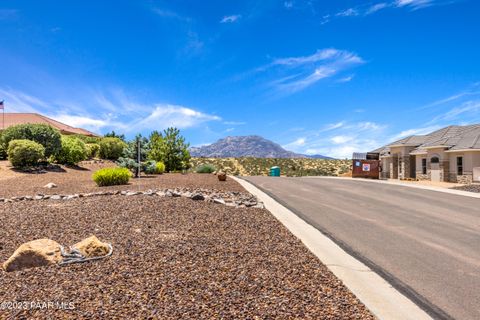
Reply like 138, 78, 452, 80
373, 125, 480, 184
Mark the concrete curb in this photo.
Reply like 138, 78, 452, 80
232, 176, 433, 320
303, 176, 480, 199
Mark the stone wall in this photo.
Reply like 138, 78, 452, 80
449, 173, 473, 184
416, 173, 429, 181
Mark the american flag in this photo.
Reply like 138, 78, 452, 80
0, 100, 3, 110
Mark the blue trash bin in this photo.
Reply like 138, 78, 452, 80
269, 166, 280, 177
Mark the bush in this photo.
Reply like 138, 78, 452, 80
141, 160, 166, 174
155, 161, 165, 174
71, 134, 102, 144
196, 164, 216, 173
99, 138, 126, 160
85, 143, 100, 159
143, 160, 157, 174
0, 124, 61, 158
7, 139, 45, 168
92, 167, 131, 186
147, 128, 190, 172
0, 131, 5, 160
53, 136, 87, 165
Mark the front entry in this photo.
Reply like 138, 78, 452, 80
431, 170, 441, 182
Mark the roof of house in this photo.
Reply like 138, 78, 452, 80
0, 113, 99, 137
372, 124, 480, 155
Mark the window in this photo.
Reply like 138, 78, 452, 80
457, 157, 463, 175
431, 156, 440, 164
422, 158, 427, 175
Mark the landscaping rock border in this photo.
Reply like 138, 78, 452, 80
0, 187, 265, 209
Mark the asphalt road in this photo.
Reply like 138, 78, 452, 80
243, 176, 480, 320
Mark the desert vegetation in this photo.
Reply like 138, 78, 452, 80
190, 157, 351, 177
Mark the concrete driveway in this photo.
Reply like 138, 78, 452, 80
243, 176, 480, 320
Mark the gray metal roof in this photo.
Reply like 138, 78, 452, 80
371, 124, 480, 154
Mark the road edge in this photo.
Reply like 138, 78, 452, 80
232, 176, 435, 320
304, 176, 480, 199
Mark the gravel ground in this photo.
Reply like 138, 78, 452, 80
0, 195, 373, 319
451, 184, 480, 193
0, 161, 245, 198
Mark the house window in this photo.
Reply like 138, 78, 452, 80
431, 156, 440, 164
422, 158, 427, 175
457, 157, 463, 175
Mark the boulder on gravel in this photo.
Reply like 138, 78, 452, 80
73, 235, 110, 258
217, 172, 227, 181
44, 182, 57, 189
190, 193, 205, 201
3, 239, 62, 272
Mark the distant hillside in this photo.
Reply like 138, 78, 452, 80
190, 135, 332, 159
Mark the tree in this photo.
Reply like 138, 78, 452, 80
147, 127, 191, 172
117, 134, 150, 177
104, 130, 125, 141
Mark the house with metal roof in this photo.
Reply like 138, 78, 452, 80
372, 125, 480, 184
1, 113, 99, 137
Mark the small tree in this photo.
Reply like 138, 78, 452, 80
117, 134, 150, 177
147, 127, 190, 172
104, 130, 125, 141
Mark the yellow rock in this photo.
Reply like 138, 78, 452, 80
73, 235, 110, 258
3, 239, 62, 272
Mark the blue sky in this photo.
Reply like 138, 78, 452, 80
0, 0, 479, 158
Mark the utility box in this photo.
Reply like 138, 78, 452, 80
352, 152, 381, 179
269, 166, 280, 177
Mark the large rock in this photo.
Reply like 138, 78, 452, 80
3, 239, 62, 272
218, 172, 227, 181
73, 236, 110, 258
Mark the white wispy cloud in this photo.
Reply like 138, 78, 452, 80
50, 114, 113, 132
223, 121, 246, 125
337, 74, 355, 83
283, 121, 387, 158
395, 0, 434, 9
336, 8, 359, 17
259, 48, 364, 94
134, 104, 221, 131
151, 8, 191, 22
283, 137, 306, 149
322, 0, 454, 24
284, 1, 294, 9
366, 3, 390, 14
391, 125, 442, 140
0, 87, 221, 135
220, 15, 241, 23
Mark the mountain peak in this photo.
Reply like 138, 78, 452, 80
190, 135, 332, 159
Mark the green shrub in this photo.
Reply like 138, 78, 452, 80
92, 167, 131, 186
196, 164, 216, 173
53, 136, 87, 165
98, 137, 126, 160
0, 124, 61, 158
85, 143, 100, 159
155, 161, 165, 174
7, 139, 45, 168
0, 131, 5, 160
70, 134, 102, 144
143, 160, 157, 174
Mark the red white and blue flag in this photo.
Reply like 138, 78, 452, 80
0, 100, 4, 109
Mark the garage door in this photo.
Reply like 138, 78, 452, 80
474, 167, 480, 182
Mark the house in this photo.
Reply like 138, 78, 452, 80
373, 125, 480, 184
1, 113, 99, 137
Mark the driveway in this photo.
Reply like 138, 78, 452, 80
243, 176, 480, 320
